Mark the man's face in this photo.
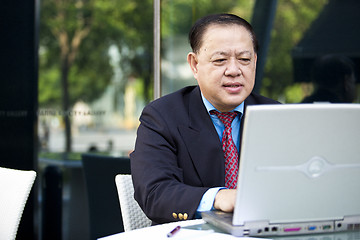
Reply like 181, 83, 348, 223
187, 24, 257, 112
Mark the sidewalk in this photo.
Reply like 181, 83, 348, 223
46, 128, 137, 155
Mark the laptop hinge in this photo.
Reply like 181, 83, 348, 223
335, 215, 360, 231
242, 220, 272, 235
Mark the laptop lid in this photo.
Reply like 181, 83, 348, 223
203, 104, 360, 236
234, 103, 360, 225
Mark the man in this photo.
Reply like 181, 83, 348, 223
130, 13, 279, 225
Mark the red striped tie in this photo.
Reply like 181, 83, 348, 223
210, 111, 239, 189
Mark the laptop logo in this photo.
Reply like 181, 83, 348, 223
256, 156, 360, 178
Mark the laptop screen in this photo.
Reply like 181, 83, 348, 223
233, 104, 360, 226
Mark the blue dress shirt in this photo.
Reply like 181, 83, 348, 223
196, 94, 244, 215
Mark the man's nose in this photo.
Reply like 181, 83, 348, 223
225, 58, 242, 77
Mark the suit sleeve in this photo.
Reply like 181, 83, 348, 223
130, 103, 208, 224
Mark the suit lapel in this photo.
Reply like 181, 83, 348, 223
177, 90, 263, 187
178, 87, 225, 187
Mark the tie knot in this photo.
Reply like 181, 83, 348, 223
210, 110, 238, 127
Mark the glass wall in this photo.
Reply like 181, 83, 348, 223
160, 0, 255, 95
38, 0, 154, 157
37, 0, 360, 238
161, 0, 360, 104
38, 0, 360, 158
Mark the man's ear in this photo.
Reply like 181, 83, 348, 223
187, 52, 198, 78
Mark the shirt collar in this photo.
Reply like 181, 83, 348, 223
201, 92, 244, 115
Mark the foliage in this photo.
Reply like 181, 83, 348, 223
38, 0, 332, 152
39, 0, 155, 151
160, 0, 255, 41
161, 0, 253, 38
261, 0, 328, 103
39, 0, 329, 106
159, 0, 328, 103
39, 0, 154, 108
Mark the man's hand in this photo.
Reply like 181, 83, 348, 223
213, 189, 236, 212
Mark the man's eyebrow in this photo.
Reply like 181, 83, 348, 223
210, 50, 253, 58
236, 50, 253, 56
210, 51, 230, 57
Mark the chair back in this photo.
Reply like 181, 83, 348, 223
0, 167, 36, 240
115, 174, 152, 231
81, 154, 131, 240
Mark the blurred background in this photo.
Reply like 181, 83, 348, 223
1, 0, 359, 239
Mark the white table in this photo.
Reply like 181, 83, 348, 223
98, 219, 360, 240
98, 219, 252, 240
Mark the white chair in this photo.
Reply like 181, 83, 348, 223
115, 174, 152, 231
0, 167, 36, 240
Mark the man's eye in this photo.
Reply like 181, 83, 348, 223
213, 59, 226, 63
240, 58, 250, 62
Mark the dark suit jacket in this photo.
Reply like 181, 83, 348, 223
130, 85, 279, 224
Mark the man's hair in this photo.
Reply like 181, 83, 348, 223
188, 13, 258, 54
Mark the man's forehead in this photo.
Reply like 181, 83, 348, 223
203, 23, 250, 36
198, 35, 254, 57
200, 24, 253, 46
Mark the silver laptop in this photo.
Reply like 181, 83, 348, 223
202, 104, 360, 237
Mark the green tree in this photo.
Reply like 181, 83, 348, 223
39, 0, 153, 152
261, 0, 328, 102
161, 0, 254, 39
39, 0, 329, 153
159, 0, 329, 103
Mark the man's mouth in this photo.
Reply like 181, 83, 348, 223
223, 83, 243, 93
223, 83, 242, 88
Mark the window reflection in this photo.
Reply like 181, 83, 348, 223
301, 55, 357, 103
39, 0, 153, 157
291, 0, 360, 103
38, 0, 359, 159
36, 1, 360, 238
160, 0, 254, 95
